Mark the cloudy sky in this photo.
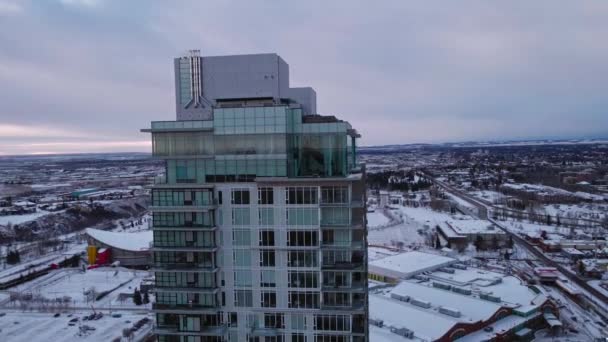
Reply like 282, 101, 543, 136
1, 0, 607, 155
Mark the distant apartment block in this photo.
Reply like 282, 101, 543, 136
143, 51, 368, 342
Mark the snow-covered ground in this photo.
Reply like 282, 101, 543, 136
0, 244, 86, 284
8, 267, 152, 309
0, 210, 54, 225
0, 311, 152, 342
542, 203, 607, 222
367, 211, 390, 228
469, 190, 507, 204
500, 220, 583, 236
588, 280, 608, 298
368, 208, 430, 247
368, 246, 400, 262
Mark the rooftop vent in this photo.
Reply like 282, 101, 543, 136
390, 327, 414, 339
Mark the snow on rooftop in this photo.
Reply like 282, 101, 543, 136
427, 267, 540, 307
391, 281, 500, 323
456, 313, 540, 342
369, 266, 545, 341
86, 228, 152, 252
444, 219, 505, 235
369, 294, 456, 341
369, 251, 456, 278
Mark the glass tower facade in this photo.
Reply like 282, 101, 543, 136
143, 54, 367, 342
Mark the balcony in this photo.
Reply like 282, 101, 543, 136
151, 263, 218, 272
149, 200, 219, 213
151, 179, 215, 189
152, 224, 217, 231
249, 327, 281, 337
320, 220, 367, 229
142, 120, 214, 132
322, 284, 366, 292
152, 303, 219, 314
321, 300, 366, 311
321, 261, 365, 271
287, 261, 319, 268
154, 286, 220, 294
321, 241, 365, 250
152, 245, 218, 253
320, 197, 365, 209
154, 324, 228, 337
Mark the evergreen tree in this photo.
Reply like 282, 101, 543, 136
133, 288, 142, 306
6, 250, 20, 265
6, 251, 14, 264
474, 235, 484, 251
492, 236, 499, 250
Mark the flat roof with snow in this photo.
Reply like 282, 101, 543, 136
426, 267, 541, 308
443, 219, 505, 236
369, 251, 456, 279
369, 294, 457, 341
369, 266, 546, 341
86, 228, 152, 252
391, 281, 501, 323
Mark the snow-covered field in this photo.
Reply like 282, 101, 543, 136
366, 211, 390, 228
9, 267, 152, 309
367, 205, 484, 248
500, 220, 583, 236
0, 244, 87, 284
0, 210, 54, 225
469, 190, 507, 204
368, 208, 430, 247
542, 203, 607, 221
0, 311, 152, 342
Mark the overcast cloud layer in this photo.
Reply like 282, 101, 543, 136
1, 0, 607, 155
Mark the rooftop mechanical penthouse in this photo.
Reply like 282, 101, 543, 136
142, 51, 368, 342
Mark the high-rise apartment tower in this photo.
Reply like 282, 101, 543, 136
143, 51, 368, 342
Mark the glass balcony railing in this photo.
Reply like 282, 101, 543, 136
149, 120, 214, 131
154, 324, 228, 336
321, 299, 366, 310
152, 243, 217, 251
321, 261, 365, 270
154, 285, 219, 293
152, 303, 219, 312
321, 241, 365, 249
151, 263, 217, 271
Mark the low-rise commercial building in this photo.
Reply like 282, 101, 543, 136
369, 252, 558, 341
